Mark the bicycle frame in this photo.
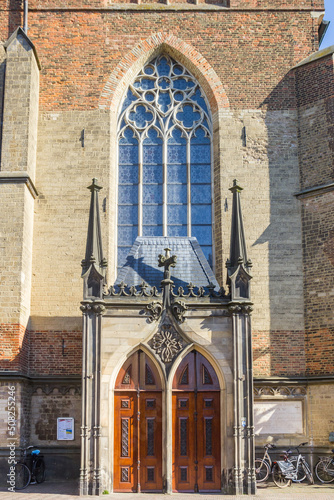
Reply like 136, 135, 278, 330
276, 442, 312, 483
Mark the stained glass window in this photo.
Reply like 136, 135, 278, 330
117, 54, 213, 268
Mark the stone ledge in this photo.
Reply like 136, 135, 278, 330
0, 172, 38, 198
294, 182, 334, 199
293, 44, 334, 69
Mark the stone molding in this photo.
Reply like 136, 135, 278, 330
0, 172, 38, 199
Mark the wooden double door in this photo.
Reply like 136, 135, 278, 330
114, 350, 220, 493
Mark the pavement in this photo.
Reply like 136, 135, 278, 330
0, 481, 334, 500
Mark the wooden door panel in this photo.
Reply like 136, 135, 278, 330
197, 392, 221, 491
172, 392, 196, 491
114, 392, 137, 492
140, 392, 163, 491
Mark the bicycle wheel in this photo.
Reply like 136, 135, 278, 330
255, 459, 270, 482
315, 458, 334, 483
272, 463, 291, 488
302, 459, 314, 484
34, 458, 46, 483
14, 463, 31, 490
290, 458, 306, 482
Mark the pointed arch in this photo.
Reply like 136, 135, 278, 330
110, 343, 166, 392
99, 32, 229, 114
168, 343, 226, 392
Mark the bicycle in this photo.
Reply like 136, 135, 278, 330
255, 443, 277, 482
13, 446, 45, 490
315, 449, 334, 483
272, 442, 314, 488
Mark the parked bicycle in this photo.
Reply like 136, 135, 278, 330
255, 443, 277, 482
272, 442, 314, 488
14, 446, 45, 490
315, 449, 334, 483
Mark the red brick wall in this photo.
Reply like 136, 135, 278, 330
29, 330, 82, 376
0, 7, 317, 111
0, 325, 82, 375
253, 330, 306, 377
0, 324, 28, 373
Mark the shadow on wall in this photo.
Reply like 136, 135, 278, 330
251, 70, 306, 377
8, 0, 22, 38
0, 319, 83, 377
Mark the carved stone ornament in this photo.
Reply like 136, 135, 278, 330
254, 385, 307, 397
146, 301, 163, 323
151, 324, 183, 363
172, 300, 188, 323
80, 303, 105, 314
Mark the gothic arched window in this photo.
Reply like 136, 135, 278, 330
117, 55, 213, 269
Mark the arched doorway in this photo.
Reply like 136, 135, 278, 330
172, 350, 221, 492
114, 350, 163, 492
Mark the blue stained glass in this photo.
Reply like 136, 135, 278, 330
143, 127, 162, 145
129, 105, 153, 128
173, 78, 189, 90
174, 91, 184, 102
167, 145, 187, 163
167, 205, 187, 224
168, 164, 187, 183
168, 225, 187, 237
191, 127, 210, 144
173, 64, 183, 76
158, 91, 171, 113
145, 92, 155, 102
118, 225, 138, 246
138, 78, 155, 90
119, 164, 138, 184
143, 145, 162, 165
118, 246, 132, 267
191, 184, 211, 204
119, 127, 138, 145
143, 205, 162, 224
191, 164, 211, 184
192, 88, 209, 115
120, 89, 137, 114
168, 184, 187, 204
143, 184, 162, 204
118, 205, 138, 225
143, 164, 163, 183
191, 144, 210, 163
118, 55, 213, 269
192, 225, 212, 245
119, 145, 138, 164
157, 57, 170, 76
191, 205, 211, 225
177, 104, 200, 128
119, 185, 138, 204
143, 225, 163, 236
168, 127, 187, 145
144, 65, 155, 76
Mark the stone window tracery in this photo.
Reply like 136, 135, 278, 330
117, 54, 213, 269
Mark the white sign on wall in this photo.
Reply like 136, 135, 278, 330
254, 401, 303, 435
57, 417, 74, 440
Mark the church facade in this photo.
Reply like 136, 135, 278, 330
0, 0, 334, 495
